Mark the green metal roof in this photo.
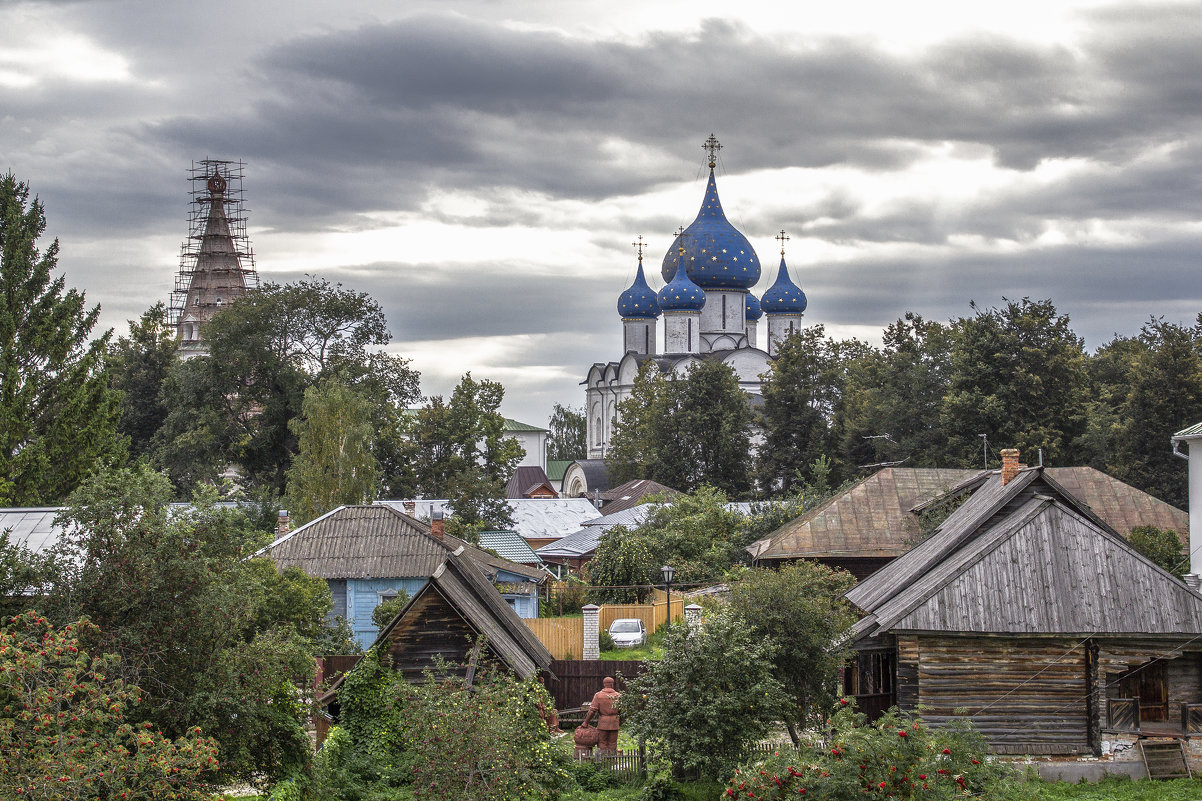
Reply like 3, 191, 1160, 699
502, 418, 547, 433
478, 530, 543, 565
545, 460, 572, 481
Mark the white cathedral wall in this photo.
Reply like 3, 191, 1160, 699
766, 314, 803, 357
623, 319, 657, 355
663, 312, 699, 354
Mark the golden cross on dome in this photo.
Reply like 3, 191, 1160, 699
776, 229, 790, 256
675, 226, 688, 255
703, 134, 722, 168
632, 235, 647, 264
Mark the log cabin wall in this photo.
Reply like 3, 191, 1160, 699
382, 590, 480, 682
904, 635, 1091, 755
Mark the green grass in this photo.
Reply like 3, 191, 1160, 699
599, 625, 669, 661
995, 776, 1202, 801
561, 780, 722, 800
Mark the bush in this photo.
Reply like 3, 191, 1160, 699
723, 705, 1012, 800
599, 630, 617, 651
399, 659, 571, 801
371, 592, 410, 631
623, 611, 788, 781
568, 758, 621, 791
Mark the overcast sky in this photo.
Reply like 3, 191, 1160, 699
3, 0, 1201, 427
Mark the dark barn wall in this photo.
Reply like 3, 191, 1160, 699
900, 635, 1091, 755
383, 591, 479, 682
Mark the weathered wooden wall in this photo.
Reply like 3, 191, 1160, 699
383, 591, 480, 681
548, 659, 645, 711
900, 635, 1091, 755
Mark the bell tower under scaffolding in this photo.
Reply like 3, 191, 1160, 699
168, 159, 259, 358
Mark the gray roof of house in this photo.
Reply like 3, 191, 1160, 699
536, 502, 753, 559
505, 466, 555, 499
848, 469, 1202, 641
259, 505, 543, 581
376, 498, 599, 541
478, 530, 544, 565
0, 508, 63, 553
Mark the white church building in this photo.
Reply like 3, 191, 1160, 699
564, 137, 808, 498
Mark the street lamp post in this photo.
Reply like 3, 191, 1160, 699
661, 564, 675, 630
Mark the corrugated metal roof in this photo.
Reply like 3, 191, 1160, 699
1043, 466, 1188, 537
599, 479, 679, 514
478, 530, 543, 565
261, 505, 542, 581
376, 498, 599, 541
536, 502, 753, 559
505, 466, 555, 499
1173, 421, 1202, 440
546, 460, 572, 482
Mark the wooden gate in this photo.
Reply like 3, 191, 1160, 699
548, 659, 645, 711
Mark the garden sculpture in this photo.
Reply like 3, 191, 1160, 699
582, 676, 622, 755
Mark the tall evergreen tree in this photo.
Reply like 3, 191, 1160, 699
108, 302, 177, 458
757, 326, 844, 493
0, 173, 123, 504
941, 298, 1087, 466
546, 403, 586, 461
1110, 318, 1202, 507
284, 380, 380, 524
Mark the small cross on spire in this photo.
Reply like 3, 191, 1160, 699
632, 235, 647, 264
703, 134, 722, 168
675, 226, 688, 255
776, 229, 790, 256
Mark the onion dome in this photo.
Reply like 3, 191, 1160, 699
661, 167, 761, 290
745, 292, 763, 321
761, 255, 807, 314
657, 249, 706, 312
617, 262, 660, 319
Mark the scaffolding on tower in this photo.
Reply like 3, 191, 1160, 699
168, 159, 259, 356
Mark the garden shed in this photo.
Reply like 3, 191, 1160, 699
845, 453, 1202, 756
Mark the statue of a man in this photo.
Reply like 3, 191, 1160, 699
583, 676, 621, 755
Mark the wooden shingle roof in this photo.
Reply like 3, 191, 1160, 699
849, 469, 1202, 641
259, 505, 543, 581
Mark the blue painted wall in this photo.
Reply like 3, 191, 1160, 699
333, 571, 540, 649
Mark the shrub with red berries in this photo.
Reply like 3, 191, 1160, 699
0, 612, 218, 801
723, 703, 1011, 800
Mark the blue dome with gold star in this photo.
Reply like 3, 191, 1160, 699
745, 292, 762, 321
661, 168, 761, 290
761, 256, 807, 314
657, 256, 706, 312
617, 263, 661, 319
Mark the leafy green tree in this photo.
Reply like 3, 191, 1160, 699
726, 563, 858, 742
43, 464, 315, 788
837, 313, 954, 471
0, 173, 124, 505
941, 298, 1087, 467
0, 612, 220, 801
403, 373, 522, 530
1128, 525, 1187, 578
284, 380, 380, 525
608, 360, 753, 494
585, 525, 658, 603
108, 302, 177, 458
153, 278, 419, 495
1109, 319, 1202, 507
623, 611, 789, 780
0, 529, 48, 614
547, 403, 586, 461
758, 326, 848, 493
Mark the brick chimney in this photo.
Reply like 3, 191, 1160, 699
1000, 449, 1021, 485
277, 509, 291, 535
430, 509, 445, 540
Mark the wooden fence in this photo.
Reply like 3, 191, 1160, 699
527, 596, 687, 659
576, 752, 644, 781
524, 617, 585, 660
548, 658, 645, 710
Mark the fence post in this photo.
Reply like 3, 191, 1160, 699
583, 604, 600, 660
685, 603, 702, 627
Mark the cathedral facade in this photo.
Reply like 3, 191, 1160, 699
568, 138, 808, 494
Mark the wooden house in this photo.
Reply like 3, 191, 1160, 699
844, 452, 1202, 756
748, 466, 1188, 580
257, 505, 545, 648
